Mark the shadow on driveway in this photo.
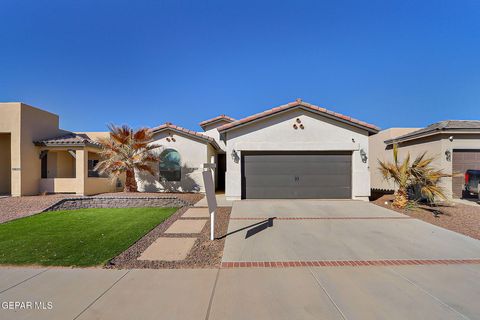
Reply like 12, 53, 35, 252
217, 217, 276, 240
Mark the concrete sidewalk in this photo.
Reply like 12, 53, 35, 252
0, 265, 479, 319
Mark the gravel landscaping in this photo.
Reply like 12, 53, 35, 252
0, 194, 75, 224
373, 194, 480, 240
0, 192, 204, 224
108, 206, 231, 269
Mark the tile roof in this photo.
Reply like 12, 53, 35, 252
217, 99, 380, 133
199, 115, 236, 128
34, 133, 101, 147
151, 122, 220, 149
385, 120, 480, 144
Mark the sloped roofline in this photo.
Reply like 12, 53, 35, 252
217, 99, 380, 134
199, 115, 236, 128
34, 133, 101, 148
384, 120, 480, 145
151, 122, 220, 150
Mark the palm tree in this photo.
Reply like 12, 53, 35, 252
378, 144, 451, 208
95, 124, 160, 192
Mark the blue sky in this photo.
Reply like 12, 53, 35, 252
1, 0, 479, 132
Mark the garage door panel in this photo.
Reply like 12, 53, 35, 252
245, 164, 351, 176
243, 152, 352, 199
246, 174, 351, 187
245, 186, 351, 199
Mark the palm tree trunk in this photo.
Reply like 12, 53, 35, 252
124, 169, 138, 192
393, 188, 408, 209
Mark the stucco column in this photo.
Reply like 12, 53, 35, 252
75, 149, 87, 195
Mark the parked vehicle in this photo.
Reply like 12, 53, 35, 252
464, 169, 480, 197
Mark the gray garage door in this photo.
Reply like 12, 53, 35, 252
452, 149, 480, 198
242, 152, 352, 199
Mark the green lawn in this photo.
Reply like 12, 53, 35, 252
0, 207, 177, 267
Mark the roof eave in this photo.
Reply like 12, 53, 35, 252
199, 118, 235, 129
218, 104, 379, 134
384, 129, 480, 145
151, 126, 220, 149
34, 142, 100, 148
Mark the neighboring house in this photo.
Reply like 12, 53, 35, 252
369, 121, 480, 199
1, 99, 381, 200
0, 103, 118, 196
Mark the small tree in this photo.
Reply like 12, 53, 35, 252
95, 124, 160, 192
378, 144, 451, 208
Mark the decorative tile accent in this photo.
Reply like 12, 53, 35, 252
221, 259, 480, 268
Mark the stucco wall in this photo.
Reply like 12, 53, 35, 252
20, 104, 64, 195
369, 128, 420, 191
223, 109, 372, 200
0, 103, 21, 196
56, 151, 76, 178
136, 130, 210, 193
0, 133, 11, 194
203, 122, 228, 151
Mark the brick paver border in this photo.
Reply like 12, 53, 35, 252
221, 259, 480, 268
230, 216, 414, 220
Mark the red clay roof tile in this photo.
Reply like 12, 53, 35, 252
199, 115, 236, 127
151, 122, 220, 149
217, 100, 380, 133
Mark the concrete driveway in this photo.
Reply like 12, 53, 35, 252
222, 200, 480, 262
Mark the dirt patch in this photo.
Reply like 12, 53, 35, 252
108, 206, 231, 269
373, 195, 480, 240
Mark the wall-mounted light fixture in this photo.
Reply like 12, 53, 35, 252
352, 138, 355, 143
360, 148, 368, 163
449, 136, 454, 142
231, 149, 240, 163
293, 124, 298, 129
445, 149, 451, 162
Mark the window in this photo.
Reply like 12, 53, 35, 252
88, 160, 100, 177
159, 149, 181, 181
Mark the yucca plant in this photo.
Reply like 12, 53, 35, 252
378, 144, 451, 208
94, 124, 160, 192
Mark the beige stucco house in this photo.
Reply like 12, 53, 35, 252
0, 103, 118, 196
3, 101, 479, 201
1, 99, 383, 201
369, 121, 480, 199
133, 100, 379, 201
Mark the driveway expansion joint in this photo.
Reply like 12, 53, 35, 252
72, 270, 130, 320
0, 268, 50, 294
386, 266, 473, 320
